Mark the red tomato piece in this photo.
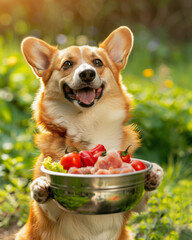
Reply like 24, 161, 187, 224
60, 152, 81, 170
130, 160, 146, 171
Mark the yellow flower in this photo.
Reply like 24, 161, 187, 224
164, 79, 173, 88
7, 56, 18, 66
142, 68, 154, 78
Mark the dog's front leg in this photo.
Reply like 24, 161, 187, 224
133, 163, 164, 213
30, 177, 51, 203
144, 163, 164, 191
30, 177, 63, 222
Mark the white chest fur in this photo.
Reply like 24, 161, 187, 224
56, 212, 124, 240
40, 200, 124, 240
44, 97, 126, 151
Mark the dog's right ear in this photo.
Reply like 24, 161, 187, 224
21, 37, 57, 80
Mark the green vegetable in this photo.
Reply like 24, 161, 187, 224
43, 156, 67, 173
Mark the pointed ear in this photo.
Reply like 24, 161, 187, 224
21, 37, 57, 78
99, 26, 133, 70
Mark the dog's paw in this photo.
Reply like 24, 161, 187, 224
30, 177, 51, 203
145, 163, 164, 191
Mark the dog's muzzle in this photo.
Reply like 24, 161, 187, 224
63, 64, 104, 108
63, 83, 104, 108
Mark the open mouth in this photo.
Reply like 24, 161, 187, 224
63, 84, 104, 108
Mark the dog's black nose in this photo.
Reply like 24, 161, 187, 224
79, 69, 96, 83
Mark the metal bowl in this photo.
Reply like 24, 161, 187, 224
41, 159, 152, 215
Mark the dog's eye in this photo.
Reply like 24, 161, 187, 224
62, 60, 73, 69
93, 58, 103, 67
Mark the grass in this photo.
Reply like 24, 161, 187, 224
129, 159, 192, 239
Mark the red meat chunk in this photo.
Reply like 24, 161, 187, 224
68, 150, 137, 175
68, 166, 93, 174
68, 167, 82, 174
94, 150, 122, 171
95, 169, 110, 175
122, 162, 131, 168
120, 165, 135, 174
109, 168, 121, 174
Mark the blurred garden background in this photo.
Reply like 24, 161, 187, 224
0, 0, 192, 239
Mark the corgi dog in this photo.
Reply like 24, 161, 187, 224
16, 26, 163, 240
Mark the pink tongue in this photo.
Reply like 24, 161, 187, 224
76, 88, 95, 105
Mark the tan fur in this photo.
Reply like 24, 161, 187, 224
16, 27, 142, 240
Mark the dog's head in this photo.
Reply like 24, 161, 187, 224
21, 27, 133, 110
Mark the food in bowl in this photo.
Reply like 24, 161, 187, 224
43, 144, 147, 175
41, 158, 152, 214
41, 145, 151, 214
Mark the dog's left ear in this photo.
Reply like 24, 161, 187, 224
99, 26, 133, 70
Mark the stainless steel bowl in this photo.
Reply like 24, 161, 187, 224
41, 159, 152, 215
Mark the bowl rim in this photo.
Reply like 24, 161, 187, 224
41, 158, 153, 178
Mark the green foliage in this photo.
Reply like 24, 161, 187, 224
0, 40, 39, 226
0, 178, 30, 227
127, 84, 192, 165
129, 162, 192, 240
